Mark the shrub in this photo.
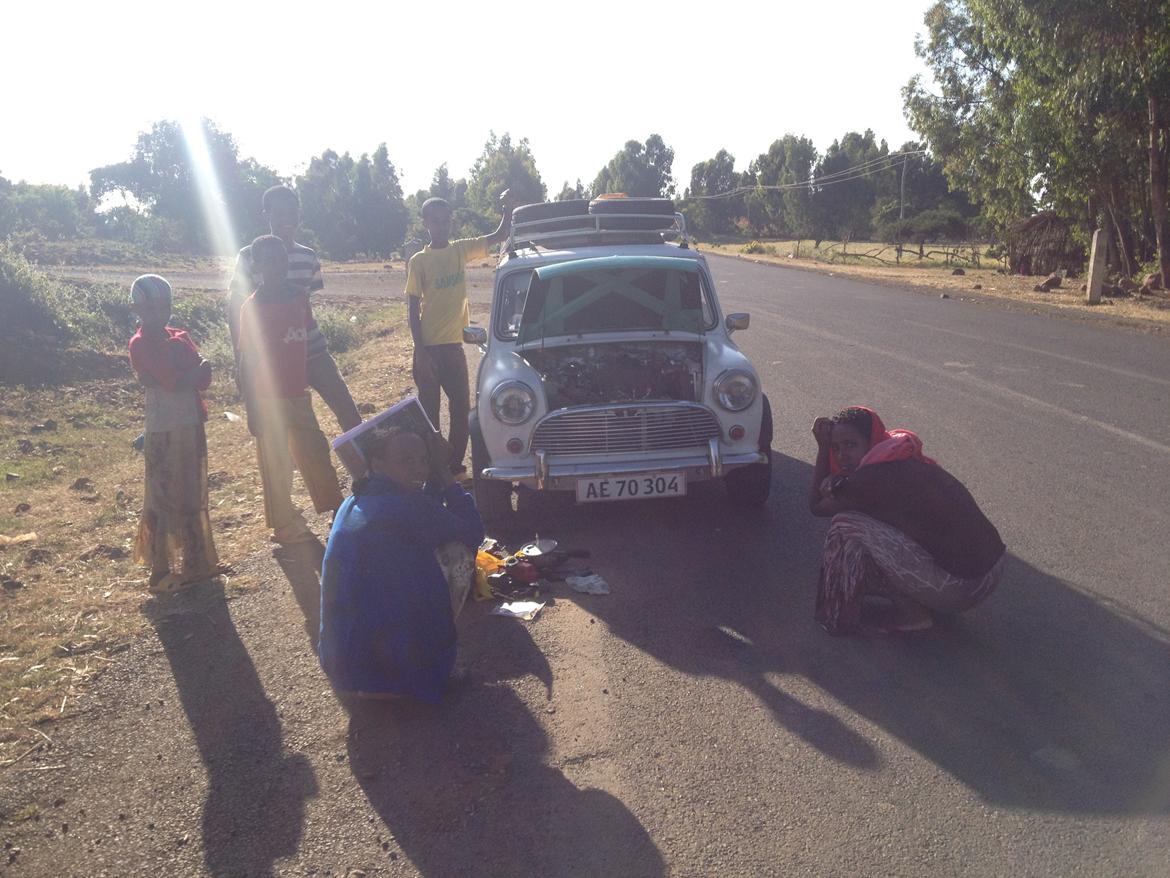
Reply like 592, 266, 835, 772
0, 246, 65, 336
0, 248, 137, 344
314, 305, 362, 353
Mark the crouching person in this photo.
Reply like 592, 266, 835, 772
319, 425, 484, 703
809, 406, 1005, 635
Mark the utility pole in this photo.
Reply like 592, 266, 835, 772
897, 156, 908, 263
899, 156, 907, 222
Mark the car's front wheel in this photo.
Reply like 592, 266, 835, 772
470, 418, 514, 526
724, 394, 773, 507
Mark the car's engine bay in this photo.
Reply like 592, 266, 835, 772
521, 342, 704, 409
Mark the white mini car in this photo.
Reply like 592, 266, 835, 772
463, 197, 772, 523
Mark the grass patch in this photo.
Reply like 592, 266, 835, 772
0, 247, 234, 383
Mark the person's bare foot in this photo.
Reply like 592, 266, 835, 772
888, 596, 934, 632
272, 518, 316, 545
863, 597, 934, 635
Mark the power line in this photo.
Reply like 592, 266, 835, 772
687, 148, 928, 201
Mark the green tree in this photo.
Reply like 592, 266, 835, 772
296, 144, 409, 259
0, 174, 16, 238
296, 149, 356, 258
351, 145, 409, 257
89, 119, 279, 253
872, 143, 979, 248
556, 179, 587, 201
740, 135, 819, 239
1, 181, 97, 241
810, 131, 888, 243
687, 149, 740, 235
904, 0, 1170, 281
467, 132, 546, 214
592, 135, 676, 198
422, 163, 470, 209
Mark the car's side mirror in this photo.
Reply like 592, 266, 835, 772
725, 313, 750, 333
463, 326, 488, 347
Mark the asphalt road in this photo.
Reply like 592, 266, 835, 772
468, 254, 1170, 875
9, 256, 1169, 876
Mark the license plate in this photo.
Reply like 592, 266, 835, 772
576, 472, 687, 503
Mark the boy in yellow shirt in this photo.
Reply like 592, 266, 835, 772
406, 191, 513, 475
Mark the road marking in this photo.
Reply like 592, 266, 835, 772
766, 317, 1170, 458
904, 320, 1170, 389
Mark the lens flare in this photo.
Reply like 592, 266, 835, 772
179, 117, 238, 259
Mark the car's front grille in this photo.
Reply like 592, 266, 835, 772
531, 404, 720, 455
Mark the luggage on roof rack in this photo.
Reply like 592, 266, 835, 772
507, 197, 689, 251
512, 199, 594, 233
589, 196, 676, 231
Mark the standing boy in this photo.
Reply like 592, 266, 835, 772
406, 191, 513, 475
228, 185, 361, 432
128, 274, 221, 592
239, 235, 343, 544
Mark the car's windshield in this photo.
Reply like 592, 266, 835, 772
507, 264, 716, 343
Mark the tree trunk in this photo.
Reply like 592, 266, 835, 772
1149, 94, 1170, 287
1105, 198, 1133, 276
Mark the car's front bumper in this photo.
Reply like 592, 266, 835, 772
481, 439, 766, 490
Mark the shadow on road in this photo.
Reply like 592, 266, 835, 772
272, 539, 326, 649
143, 581, 318, 878
344, 611, 664, 877
533, 450, 1170, 815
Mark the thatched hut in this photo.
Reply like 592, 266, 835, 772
1006, 212, 1084, 276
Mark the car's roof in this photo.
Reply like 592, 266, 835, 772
498, 242, 707, 271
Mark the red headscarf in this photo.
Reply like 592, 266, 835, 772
829, 406, 935, 475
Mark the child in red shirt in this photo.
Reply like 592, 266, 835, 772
239, 235, 344, 544
128, 274, 221, 593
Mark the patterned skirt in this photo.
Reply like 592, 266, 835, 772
815, 511, 1002, 635
134, 423, 219, 575
435, 541, 475, 616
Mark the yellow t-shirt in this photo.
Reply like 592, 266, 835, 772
405, 237, 491, 345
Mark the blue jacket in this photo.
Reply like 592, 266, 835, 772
319, 476, 484, 702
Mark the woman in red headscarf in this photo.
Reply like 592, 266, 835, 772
808, 407, 1004, 635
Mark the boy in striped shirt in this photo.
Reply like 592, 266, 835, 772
228, 185, 361, 432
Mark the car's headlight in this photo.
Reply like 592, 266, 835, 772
714, 369, 758, 412
490, 381, 536, 425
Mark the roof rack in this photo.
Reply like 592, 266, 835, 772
506, 212, 692, 253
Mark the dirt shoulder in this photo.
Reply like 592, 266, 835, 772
701, 243, 1170, 332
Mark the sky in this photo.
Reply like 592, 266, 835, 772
4, 1, 936, 198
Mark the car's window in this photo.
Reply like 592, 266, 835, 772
494, 269, 534, 337
514, 267, 716, 343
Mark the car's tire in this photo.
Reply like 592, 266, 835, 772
589, 197, 677, 231
512, 200, 594, 236
470, 417, 514, 526
724, 394, 773, 507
